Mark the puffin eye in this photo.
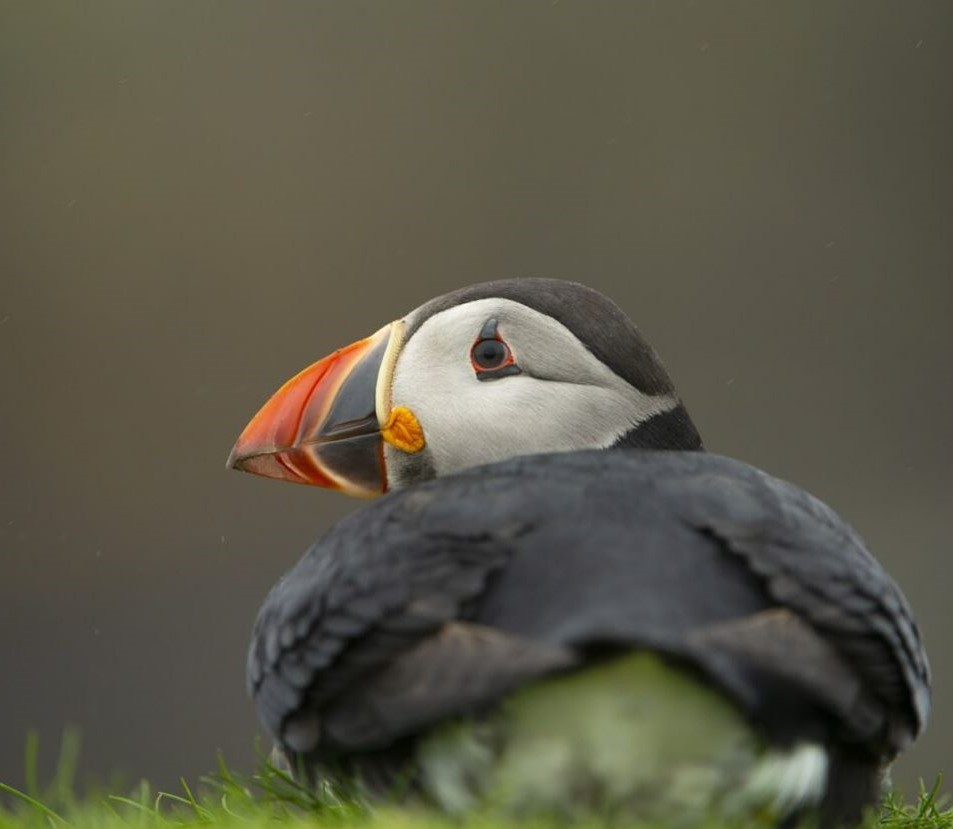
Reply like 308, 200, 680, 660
472, 339, 510, 370
470, 319, 521, 381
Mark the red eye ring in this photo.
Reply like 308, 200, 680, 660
470, 318, 521, 381
471, 337, 514, 372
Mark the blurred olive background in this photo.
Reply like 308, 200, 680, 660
1, 0, 950, 795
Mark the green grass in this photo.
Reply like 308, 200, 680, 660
0, 732, 948, 829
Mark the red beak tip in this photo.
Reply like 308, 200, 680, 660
225, 441, 256, 471
225, 445, 271, 474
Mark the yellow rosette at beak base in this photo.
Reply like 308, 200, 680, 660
381, 406, 426, 454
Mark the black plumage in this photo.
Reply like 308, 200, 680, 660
247, 450, 929, 820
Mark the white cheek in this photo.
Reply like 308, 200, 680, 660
400, 373, 667, 477
391, 297, 677, 479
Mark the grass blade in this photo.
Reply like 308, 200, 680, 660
0, 781, 69, 826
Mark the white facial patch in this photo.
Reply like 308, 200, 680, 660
389, 298, 678, 481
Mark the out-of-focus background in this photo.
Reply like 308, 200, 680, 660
1, 0, 950, 795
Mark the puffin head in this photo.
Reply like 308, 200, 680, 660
227, 279, 702, 496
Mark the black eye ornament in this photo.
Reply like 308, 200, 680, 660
470, 318, 522, 381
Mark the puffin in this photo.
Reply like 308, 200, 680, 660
226, 279, 930, 826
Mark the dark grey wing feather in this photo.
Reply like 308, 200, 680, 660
248, 449, 929, 763
675, 465, 930, 751
461, 451, 929, 754
320, 622, 578, 751
684, 609, 888, 746
248, 485, 525, 753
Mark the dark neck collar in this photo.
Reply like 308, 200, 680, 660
612, 404, 704, 451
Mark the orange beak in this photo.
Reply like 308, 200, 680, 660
227, 323, 403, 497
